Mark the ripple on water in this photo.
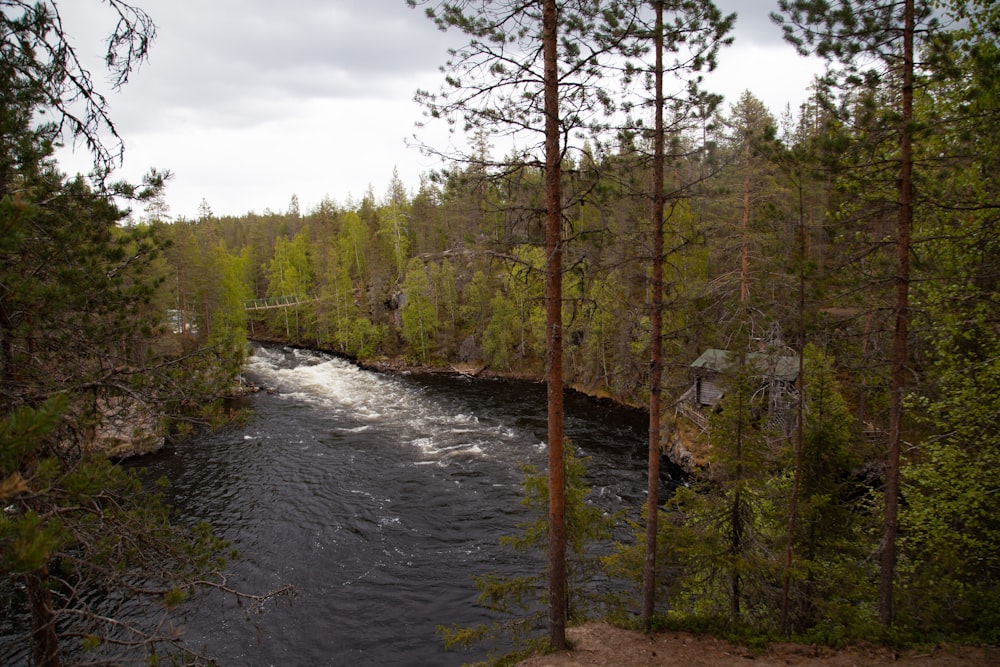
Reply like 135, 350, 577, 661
112, 344, 660, 667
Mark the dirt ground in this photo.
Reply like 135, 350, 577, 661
516, 623, 1000, 667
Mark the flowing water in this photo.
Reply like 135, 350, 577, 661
6, 344, 681, 666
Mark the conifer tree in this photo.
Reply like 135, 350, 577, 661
409, 0, 641, 645
629, 0, 734, 628
783, 345, 863, 633
772, 0, 928, 627
0, 5, 284, 663
895, 0, 1000, 636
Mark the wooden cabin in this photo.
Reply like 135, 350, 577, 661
676, 348, 800, 435
688, 348, 799, 408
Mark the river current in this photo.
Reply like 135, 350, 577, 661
10, 344, 680, 665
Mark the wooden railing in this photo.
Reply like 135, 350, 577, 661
244, 295, 306, 311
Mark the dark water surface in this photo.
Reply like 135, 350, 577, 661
9, 344, 679, 666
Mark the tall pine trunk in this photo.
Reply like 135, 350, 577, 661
740, 125, 751, 304
542, 0, 567, 650
878, 0, 914, 628
642, 0, 665, 630
781, 175, 808, 633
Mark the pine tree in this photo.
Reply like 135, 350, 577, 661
784, 345, 864, 633
895, 0, 1000, 636
628, 0, 735, 627
0, 5, 284, 663
772, 0, 929, 627
409, 0, 640, 644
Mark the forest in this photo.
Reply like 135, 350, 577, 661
154, 0, 999, 649
2, 0, 999, 664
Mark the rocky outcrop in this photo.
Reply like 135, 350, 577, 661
663, 417, 711, 474
90, 395, 164, 459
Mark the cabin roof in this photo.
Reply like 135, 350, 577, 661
691, 348, 799, 381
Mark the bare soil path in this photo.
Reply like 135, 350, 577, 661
517, 623, 999, 667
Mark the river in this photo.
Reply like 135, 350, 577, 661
9, 343, 681, 666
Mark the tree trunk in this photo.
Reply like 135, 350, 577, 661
179, 265, 189, 335
878, 0, 914, 628
542, 0, 567, 650
731, 388, 744, 622
0, 304, 15, 388
781, 175, 807, 633
740, 126, 751, 304
642, 0, 665, 630
27, 568, 61, 667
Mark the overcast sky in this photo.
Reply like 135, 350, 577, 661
55, 0, 822, 221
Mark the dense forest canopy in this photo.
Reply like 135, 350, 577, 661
2, 0, 999, 663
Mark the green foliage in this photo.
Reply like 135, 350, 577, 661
576, 269, 627, 394
772, 0, 939, 84
401, 257, 439, 362
336, 210, 369, 281
263, 230, 313, 337
898, 237, 1000, 639
266, 230, 313, 299
507, 446, 619, 620
607, 347, 875, 640
461, 269, 496, 337
886, 5, 1000, 638
0, 396, 242, 660
377, 170, 411, 281
782, 346, 875, 634
210, 243, 253, 365
0, 396, 66, 475
483, 246, 546, 370
438, 620, 549, 667
0, 7, 262, 660
2, 509, 64, 572
430, 258, 459, 340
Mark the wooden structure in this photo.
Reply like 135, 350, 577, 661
679, 348, 799, 432
688, 348, 798, 407
244, 295, 306, 311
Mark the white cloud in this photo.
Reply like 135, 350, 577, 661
53, 0, 822, 221
707, 43, 824, 117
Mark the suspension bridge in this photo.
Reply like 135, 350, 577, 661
244, 295, 311, 311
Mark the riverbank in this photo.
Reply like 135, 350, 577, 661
245, 337, 702, 476
247, 335, 640, 404
517, 623, 1000, 667
247, 336, 651, 418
